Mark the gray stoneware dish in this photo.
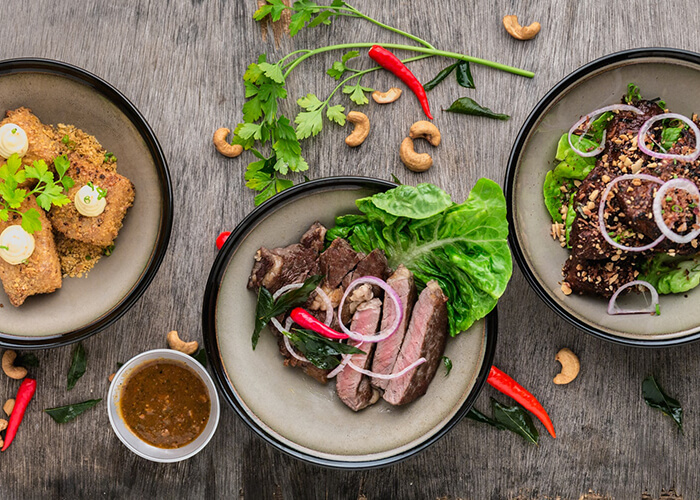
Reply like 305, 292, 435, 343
202, 176, 496, 469
506, 48, 700, 346
0, 59, 172, 348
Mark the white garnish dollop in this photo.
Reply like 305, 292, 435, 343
0, 123, 29, 159
74, 184, 107, 217
0, 226, 35, 265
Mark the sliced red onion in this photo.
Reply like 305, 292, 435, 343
607, 280, 659, 315
652, 178, 700, 244
337, 276, 403, 343
569, 104, 642, 157
270, 317, 309, 363
637, 113, 700, 162
273, 283, 333, 326
347, 357, 426, 380
598, 173, 665, 252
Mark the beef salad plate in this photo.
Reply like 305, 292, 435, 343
203, 176, 510, 468
506, 48, 700, 345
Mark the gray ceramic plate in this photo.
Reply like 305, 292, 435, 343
506, 48, 700, 346
0, 59, 172, 348
202, 177, 496, 468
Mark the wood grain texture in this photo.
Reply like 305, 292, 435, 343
0, 0, 698, 498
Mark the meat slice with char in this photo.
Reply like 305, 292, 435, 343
336, 298, 381, 411
383, 281, 448, 406
339, 249, 390, 324
319, 238, 363, 289
370, 265, 416, 390
247, 222, 326, 293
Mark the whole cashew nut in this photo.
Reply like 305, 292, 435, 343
4, 398, 15, 416
167, 330, 199, 355
503, 15, 541, 41
372, 87, 402, 104
213, 128, 243, 158
400, 137, 433, 172
553, 348, 580, 385
409, 121, 441, 147
2, 350, 27, 380
345, 111, 370, 147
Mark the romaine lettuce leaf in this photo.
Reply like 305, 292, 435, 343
328, 179, 512, 336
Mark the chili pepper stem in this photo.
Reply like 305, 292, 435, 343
283, 42, 534, 80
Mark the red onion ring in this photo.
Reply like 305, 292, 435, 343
270, 317, 309, 363
273, 282, 333, 326
337, 276, 403, 343
569, 104, 642, 157
598, 174, 665, 252
347, 357, 426, 380
326, 348, 356, 379
652, 178, 700, 244
637, 113, 700, 162
607, 280, 659, 315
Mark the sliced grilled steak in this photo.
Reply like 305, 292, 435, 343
383, 281, 448, 406
247, 222, 326, 293
339, 249, 390, 324
319, 238, 363, 289
371, 265, 417, 390
336, 298, 381, 411
563, 253, 641, 297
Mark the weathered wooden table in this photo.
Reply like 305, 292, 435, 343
1, 1, 699, 498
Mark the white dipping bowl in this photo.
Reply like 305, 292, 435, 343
107, 349, 220, 463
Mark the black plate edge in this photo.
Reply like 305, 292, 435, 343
202, 175, 498, 469
0, 57, 173, 349
504, 47, 700, 348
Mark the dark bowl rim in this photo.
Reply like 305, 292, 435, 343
202, 175, 498, 469
0, 57, 173, 349
505, 47, 700, 347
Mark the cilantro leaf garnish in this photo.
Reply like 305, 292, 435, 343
342, 81, 374, 106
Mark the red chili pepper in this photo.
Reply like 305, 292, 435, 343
289, 307, 348, 340
216, 231, 231, 250
487, 366, 556, 439
368, 45, 433, 120
1, 377, 36, 452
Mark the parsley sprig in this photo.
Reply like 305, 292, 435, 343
0, 153, 74, 233
235, 1, 533, 205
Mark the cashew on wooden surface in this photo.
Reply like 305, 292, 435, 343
409, 120, 441, 146
213, 127, 243, 158
2, 350, 27, 380
167, 330, 199, 355
4, 398, 15, 416
345, 111, 370, 147
400, 137, 433, 172
502, 15, 541, 40
553, 348, 580, 385
371, 87, 402, 104
0, 418, 7, 431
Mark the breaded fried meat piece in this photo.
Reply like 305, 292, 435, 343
1, 107, 60, 169
48, 159, 135, 247
0, 196, 62, 306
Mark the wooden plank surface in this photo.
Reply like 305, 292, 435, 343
0, 0, 698, 498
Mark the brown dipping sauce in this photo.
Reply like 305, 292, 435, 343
119, 360, 211, 449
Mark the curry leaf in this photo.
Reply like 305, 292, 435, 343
192, 348, 208, 367
466, 407, 506, 429
445, 97, 509, 120
285, 328, 363, 369
455, 61, 475, 89
44, 399, 102, 423
67, 343, 87, 391
15, 353, 39, 369
424, 63, 457, 91
491, 398, 539, 444
642, 375, 683, 431
442, 356, 452, 376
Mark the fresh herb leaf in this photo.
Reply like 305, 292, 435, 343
390, 173, 402, 185
15, 353, 39, 369
491, 398, 539, 445
44, 399, 102, 424
295, 109, 324, 140
327, 50, 360, 80
103, 244, 115, 256
642, 375, 683, 431
192, 348, 208, 367
455, 61, 475, 89
67, 343, 87, 391
253, 0, 288, 22
424, 63, 457, 91
445, 97, 509, 120
466, 407, 506, 429
441, 356, 452, 375
61, 134, 76, 149
252, 275, 324, 348
640, 254, 700, 295
20, 209, 42, 234
625, 83, 642, 104
343, 81, 374, 106
326, 105, 346, 126
285, 328, 363, 369
104, 152, 116, 162
0, 245, 8, 250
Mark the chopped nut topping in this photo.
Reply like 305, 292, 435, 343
561, 282, 572, 295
